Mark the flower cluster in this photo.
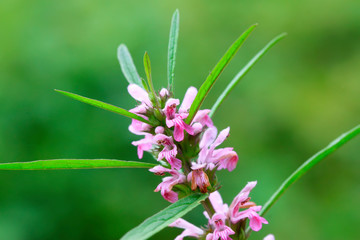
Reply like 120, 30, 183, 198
170, 182, 271, 240
127, 84, 270, 239
128, 84, 238, 202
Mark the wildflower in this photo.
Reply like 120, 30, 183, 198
169, 218, 204, 240
187, 162, 210, 193
163, 98, 194, 142
127, 84, 152, 112
153, 168, 185, 203
229, 181, 257, 220
210, 213, 235, 240
131, 133, 153, 159
198, 126, 238, 172
229, 181, 268, 232
154, 134, 182, 169
264, 234, 275, 240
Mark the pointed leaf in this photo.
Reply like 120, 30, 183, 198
0, 159, 156, 170
167, 9, 180, 92
185, 24, 257, 124
120, 193, 208, 240
117, 44, 143, 86
143, 52, 160, 108
246, 124, 360, 236
209, 33, 287, 117
55, 89, 151, 125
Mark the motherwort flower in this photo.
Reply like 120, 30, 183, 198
127, 83, 240, 198
170, 181, 268, 239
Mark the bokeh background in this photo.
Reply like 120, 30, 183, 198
0, 0, 359, 239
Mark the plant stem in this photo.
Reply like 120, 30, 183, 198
201, 197, 215, 218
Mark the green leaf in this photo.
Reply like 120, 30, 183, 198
120, 193, 208, 240
167, 9, 180, 92
209, 33, 287, 117
143, 52, 160, 108
55, 89, 151, 125
185, 24, 257, 124
0, 159, 156, 170
245, 124, 360, 236
117, 44, 143, 86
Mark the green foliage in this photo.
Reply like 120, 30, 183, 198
246, 124, 360, 236
0, 159, 156, 170
120, 193, 208, 240
210, 33, 287, 117
143, 52, 159, 108
186, 24, 257, 124
55, 89, 151, 124
117, 44, 143, 86
167, 9, 180, 92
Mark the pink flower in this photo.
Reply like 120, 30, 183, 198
154, 169, 185, 203
153, 134, 182, 169
209, 191, 229, 215
210, 213, 235, 240
193, 109, 214, 128
198, 127, 238, 171
229, 181, 257, 221
127, 84, 152, 108
128, 119, 151, 135
264, 234, 275, 240
187, 162, 210, 193
229, 181, 268, 232
163, 98, 194, 142
179, 86, 198, 114
159, 88, 170, 98
131, 133, 153, 159
149, 165, 177, 175
231, 206, 268, 232
212, 148, 238, 172
169, 218, 204, 240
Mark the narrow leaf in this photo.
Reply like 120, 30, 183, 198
246, 124, 360, 236
0, 159, 156, 170
167, 9, 180, 92
120, 193, 208, 240
117, 44, 143, 86
55, 89, 151, 125
143, 52, 160, 108
209, 33, 287, 117
185, 24, 257, 124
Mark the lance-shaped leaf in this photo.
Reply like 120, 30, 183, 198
209, 33, 287, 117
55, 89, 151, 125
167, 9, 180, 92
185, 24, 257, 124
120, 193, 208, 240
117, 44, 143, 86
246, 124, 360, 236
0, 159, 156, 170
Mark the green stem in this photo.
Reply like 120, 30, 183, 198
201, 197, 215, 218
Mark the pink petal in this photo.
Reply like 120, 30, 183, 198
249, 214, 268, 232
155, 126, 164, 134
210, 127, 230, 150
200, 127, 218, 149
264, 234, 275, 240
163, 98, 180, 118
192, 122, 203, 135
169, 218, 203, 235
127, 84, 151, 106
159, 88, 169, 98
209, 191, 229, 214
173, 123, 185, 142
193, 109, 214, 127
179, 86, 197, 113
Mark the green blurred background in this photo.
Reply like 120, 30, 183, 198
0, 0, 359, 239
